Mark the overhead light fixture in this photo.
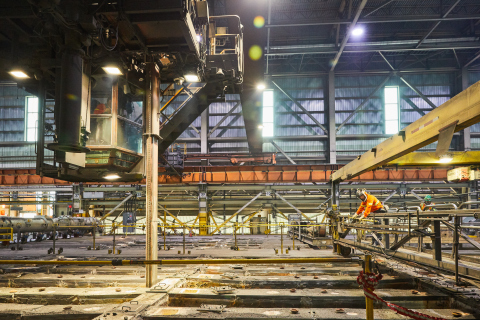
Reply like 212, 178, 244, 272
438, 154, 453, 163
9, 70, 30, 79
256, 83, 266, 90
258, 125, 264, 129
102, 66, 123, 75
351, 26, 364, 37
103, 173, 121, 180
184, 74, 200, 82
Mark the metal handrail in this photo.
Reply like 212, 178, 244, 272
459, 201, 480, 209
425, 203, 458, 210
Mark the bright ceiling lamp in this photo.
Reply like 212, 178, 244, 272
256, 83, 266, 90
9, 70, 30, 79
103, 172, 121, 180
184, 74, 200, 82
438, 154, 453, 163
351, 26, 364, 37
102, 66, 123, 75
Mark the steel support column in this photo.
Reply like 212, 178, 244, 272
144, 61, 160, 287
201, 108, 209, 166
462, 67, 471, 151
327, 71, 336, 164
432, 220, 442, 261
36, 80, 46, 175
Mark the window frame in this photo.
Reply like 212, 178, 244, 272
384, 86, 400, 135
262, 90, 274, 137
25, 96, 39, 142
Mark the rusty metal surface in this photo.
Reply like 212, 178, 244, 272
0, 165, 451, 185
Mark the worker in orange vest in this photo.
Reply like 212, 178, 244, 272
352, 189, 386, 219
352, 189, 386, 245
420, 195, 435, 211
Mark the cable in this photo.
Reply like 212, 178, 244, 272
100, 25, 119, 51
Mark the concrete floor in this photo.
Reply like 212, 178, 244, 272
0, 234, 478, 319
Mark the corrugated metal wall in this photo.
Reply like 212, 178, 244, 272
263, 77, 326, 157
1, 71, 480, 169
0, 83, 27, 142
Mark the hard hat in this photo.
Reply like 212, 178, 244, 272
424, 195, 432, 201
356, 189, 367, 200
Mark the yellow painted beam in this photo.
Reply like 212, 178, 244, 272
164, 210, 185, 227
208, 212, 218, 229
387, 151, 480, 166
332, 80, 480, 181
159, 86, 184, 113
235, 211, 258, 232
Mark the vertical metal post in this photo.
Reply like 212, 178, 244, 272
432, 220, 442, 261
223, 203, 226, 235
383, 219, 389, 249
234, 223, 237, 248
293, 229, 295, 249
164, 210, 166, 250
454, 216, 460, 285
416, 210, 422, 252
52, 225, 56, 253
407, 212, 411, 237
298, 220, 301, 241
112, 222, 116, 254
331, 181, 340, 253
201, 109, 209, 166
364, 255, 374, 320
145, 61, 160, 287
92, 221, 96, 250
281, 224, 284, 254
183, 225, 186, 255
327, 71, 336, 164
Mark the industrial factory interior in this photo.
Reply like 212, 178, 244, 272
1, 0, 480, 319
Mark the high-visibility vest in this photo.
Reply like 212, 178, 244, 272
420, 202, 435, 211
356, 193, 384, 218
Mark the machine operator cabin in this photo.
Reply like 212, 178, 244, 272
0, 0, 480, 319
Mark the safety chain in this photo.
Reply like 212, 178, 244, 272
357, 271, 447, 320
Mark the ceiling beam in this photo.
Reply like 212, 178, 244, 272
415, 0, 462, 48
266, 15, 480, 28
330, 0, 368, 71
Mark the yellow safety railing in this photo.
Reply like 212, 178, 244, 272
0, 227, 13, 241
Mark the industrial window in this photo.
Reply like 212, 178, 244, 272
262, 90, 274, 137
384, 86, 399, 135
25, 96, 39, 142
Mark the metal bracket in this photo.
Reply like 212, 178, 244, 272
435, 121, 458, 158
143, 133, 163, 141
212, 286, 235, 294
197, 304, 226, 313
